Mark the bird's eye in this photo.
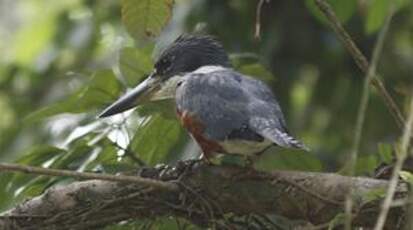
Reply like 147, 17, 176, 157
156, 58, 172, 74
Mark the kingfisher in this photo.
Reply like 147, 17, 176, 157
99, 35, 308, 162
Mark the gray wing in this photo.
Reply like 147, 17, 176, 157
240, 73, 308, 150
176, 69, 254, 141
241, 76, 288, 128
176, 68, 308, 150
248, 104, 309, 150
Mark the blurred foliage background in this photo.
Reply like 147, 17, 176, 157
0, 0, 412, 228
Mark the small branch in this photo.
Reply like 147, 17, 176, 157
374, 93, 413, 230
345, 5, 395, 230
314, 0, 405, 128
0, 163, 178, 191
254, 0, 270, 40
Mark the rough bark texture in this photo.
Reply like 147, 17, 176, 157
0, 161, 409, 229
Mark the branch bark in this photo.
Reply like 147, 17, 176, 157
0, 161, 408, 229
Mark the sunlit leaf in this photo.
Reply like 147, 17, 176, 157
121, 0, 174, 40
84, 137, 136, 173
15, 177, 54, 199
16, 145, 66, 166
399, 171, 413, 186
6, 146, 65, 197
52, 136, 97, 170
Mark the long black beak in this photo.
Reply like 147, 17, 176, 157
98, 73, 158, 118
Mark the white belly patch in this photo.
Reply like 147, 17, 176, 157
219, 139, 273, 156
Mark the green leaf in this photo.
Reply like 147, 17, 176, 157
399, 171, 413, 186
238, 63, 276, 85
121, 0, 174, 40
327, 213, 346, 230
119, 46, 154, 86
362, 187, 386, 203
15, 177, 54, 199
130, 114, 184, 165
52, 137, 96, 170
255, 149, 323, 172
7, 146, 65, 196
25, 70, 122, 122
16, 145, 66, 166
355, 155, 378, 175
84, 138, 135, 173
306, 0, 357, 25
365, 0, 390, 34
378, 143, 393, 163
136, 99, 177, 119
80, 69, 123, 107
365, 0, 410, 35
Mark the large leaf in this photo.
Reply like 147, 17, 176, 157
26, 70, 122, 122
365, 0, 410, 34
365, 0, 390, 34
52, 135, 99, 170
6, 146, 66, 198
129, 114, 184, 165
119, 46, 154, 86
136, 99, 177, 119
121, 0, 174, 40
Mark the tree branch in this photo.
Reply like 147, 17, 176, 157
0, 163, 177, 191
0, 161, 408, 229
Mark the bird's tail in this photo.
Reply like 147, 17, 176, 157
272, 130, 310, 151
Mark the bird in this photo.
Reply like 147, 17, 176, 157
99, 34, 308, 162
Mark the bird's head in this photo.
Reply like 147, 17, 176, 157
98, 34, 230, 118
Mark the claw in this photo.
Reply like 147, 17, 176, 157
199, 152, 213, 164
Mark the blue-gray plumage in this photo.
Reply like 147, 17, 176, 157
175, 66, 308, 157
98, 34, 308, 161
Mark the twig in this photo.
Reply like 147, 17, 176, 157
345, 5, 395, 230
0, 162, 178, 191
374, 94, 413, 230
314, 0, 405, 128
254, 0, 270, 40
